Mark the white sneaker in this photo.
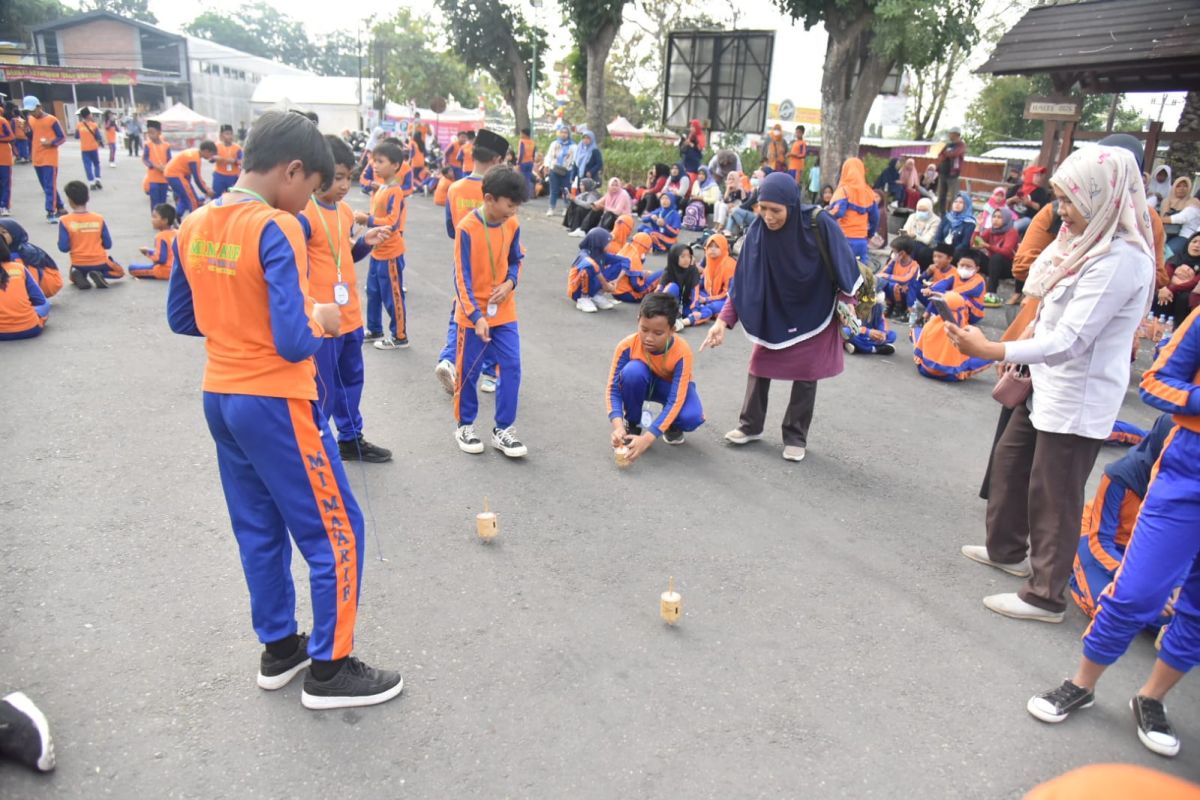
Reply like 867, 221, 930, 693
491, 426, 528, 457
545, 208, 555, 216
844, 341, 856, 354
724, 428, 763, 445
435, 359, 456, 395
593, 293, 615, 310
0, 207, 9, 216
674, 318, 687, 331
479, 374, 497, 393
982, 592, 1064, 623
782, 445, 806, 462
569, 228, 586, 238
960, 545, 1032, 578
455, 425, 484, 454
576, 296, 598, 313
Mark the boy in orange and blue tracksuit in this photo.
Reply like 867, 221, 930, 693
358, 139, 412, 349
876, 236, 920, 318
517, 128, 536, 198
844, 294, 896, 355
1074, 305, 1200, 715
445, 132, 466, 180
129, 203, 178, 279
212, 124, 243, 197
924, 249, 986, 323
607, 293, 705, 450
142, 120, 172, 212
0, 238, 50, 341
0, 112, 13, 214
451, 165, 528, 457
75, 108, 104, 189
57, 180, 123, 289
165, 141, 217, 218
23, 96, 65, 222
166, 110, 402, 710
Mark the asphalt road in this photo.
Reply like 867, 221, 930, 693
2, 143, 1196, 798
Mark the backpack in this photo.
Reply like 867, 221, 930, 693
683, 201, 707, 231
809, 207, 877, 322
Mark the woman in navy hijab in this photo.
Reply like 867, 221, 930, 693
700, 172, 861, 462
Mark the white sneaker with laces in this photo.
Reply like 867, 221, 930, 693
435, 360, 456, 395
455, 425, 484, 454
491, 426, 528, 457
982, 592, 1064, 623
479, 375, 498, 393
593, 294, 615, 310
961, 545, 1032, 578
576, 296, 598, 313
724, 428, 763, 445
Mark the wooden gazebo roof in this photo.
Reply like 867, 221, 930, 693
977, 0, 1200, 92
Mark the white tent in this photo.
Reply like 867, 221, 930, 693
251, 75, 370, 134
607, 116, 641, 139
148, 102, 219, 148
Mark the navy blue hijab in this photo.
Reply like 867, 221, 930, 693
579, 227, 611, 263
0, 219, 57, 271
730, 172, 862, 348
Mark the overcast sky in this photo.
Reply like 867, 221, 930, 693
66, 0, 1186, 132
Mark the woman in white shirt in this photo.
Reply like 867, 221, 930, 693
947, 145, 1155, 623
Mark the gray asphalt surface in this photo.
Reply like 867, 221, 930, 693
2, 143, 1197, 798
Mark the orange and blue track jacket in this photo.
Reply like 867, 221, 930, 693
144, 229, 177, 278
433, 176, 452, 206
0, 262, 48, 334
143, 139, 172, 184
787, 138, 807, 172
444, 141, 463, 171
928, 272, 986, 322
76, 119, 102, 152
462, 143, 475, 174
445, 175, 484, 239
57, 211, 112, 267
453, 209, 522, 327
166, 197, 324, 400
877, 256, 919, 301
28, 113, 65, 167
300, 197, 371, 335
214, 143, 243, 176
0, 117, 13, 167
518, 136, 536, 168
1140, 306, 1200, 432
165, 148, 211, 194
607, 332, 694, 436
701, 240, 737, 301
367, 178, 408, 260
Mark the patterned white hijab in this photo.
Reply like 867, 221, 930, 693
1024, 146, 1154, 299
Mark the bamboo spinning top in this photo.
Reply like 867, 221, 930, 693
660, 576, 681, 625
614, 445, 632, 468
476, 496, 498, 542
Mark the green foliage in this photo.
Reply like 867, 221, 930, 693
82, 0, 155, 24
186, 3, 363, 77
965, 74, 1147, 146
370, 11, 474, 109
0, 0, 65, 41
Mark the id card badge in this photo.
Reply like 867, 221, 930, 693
486, 302, 499, 318
333, 282, 351, 307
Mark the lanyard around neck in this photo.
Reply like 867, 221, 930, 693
227, 187, 269, 205
311, 196, 343, 281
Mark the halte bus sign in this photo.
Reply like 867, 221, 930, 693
1023, 96, 1083, 122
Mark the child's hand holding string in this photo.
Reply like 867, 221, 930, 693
474, 317, 491, 343
626, 431, 655, 462
610, 420, 629, 450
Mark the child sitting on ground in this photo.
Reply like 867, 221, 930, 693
612, 232, 661, 304
843, 291, 896, 355
57, 181, 123, 289
0, 219, 61, 297
876, 236, 920, 319
680, 233, 737, 328
911, 289, 993, 381
129, 203, 178, 280
659, 243, 701, 328
607, 293, 705, 460
0, 238, 50, 340
433, 166, 454, 207
923, 248, 986, 323
607, 214, 636, 255
638, 193, 681, 253
569, 228, 628, 313
909, 241, 956, 314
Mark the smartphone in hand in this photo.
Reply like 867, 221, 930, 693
931, 297, 956, 325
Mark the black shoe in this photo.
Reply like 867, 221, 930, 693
88, 270, 109, 289
1027, 679, 1094, 723
339, 436, 393, 463
257, 632, 311, 690
0, 692, 55, 772
70, 268, 91, 289
92, 180, 102, 190
626, 422, 643, 437
875, 343, 896, 355
301, 656, 404, 710
46, 213, 58, 225
663, 426, 685, 445
1131, 695, 1180, 757
362, 330, 384, 342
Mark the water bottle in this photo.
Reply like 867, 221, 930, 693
1163, 318, 1175, 341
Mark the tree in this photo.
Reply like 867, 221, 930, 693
1166, 91, 1200, 179
556, 53, 656, 129
309, 31, 359, 78
82, 0, 156, 24
370, 12, 474, 111
906, 43, 963, 140
185, 3, 310, 68
773, 0, 982, 189
437, 0, 544, 134
0, 0, 65, 42
559, 0, 630, 143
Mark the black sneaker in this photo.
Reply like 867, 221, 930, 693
1131, 695, 1180, 757
70, 268, 91, 289
626, 422, 643, 437
491, 426, 528, 457
88, 270, 109, 289
257, 632, 311, 690
46, 213, 57, 224
339, 436, 393, 463
663, 426, 685, 445
300, 657, 404, 710
876, 343, 896, 355
1027, 679, 1094, 723
0, 692, 55, 772
362, 330, 384, 342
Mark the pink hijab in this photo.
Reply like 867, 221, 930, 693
603, 177, 632, 215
